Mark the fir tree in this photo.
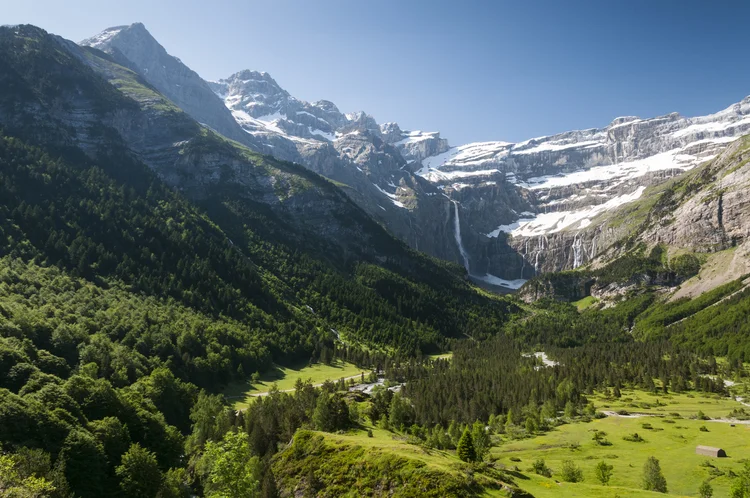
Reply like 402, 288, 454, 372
642, 456, 667, 493
456, 428, 476, 463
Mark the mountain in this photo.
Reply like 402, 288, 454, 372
0, 24, 534, 498
4, 22, 750, 498
0, 23, 518, 357
422, 100, 750, 277
520, 134, 750, 304
79, 23, 750, 293
80, 23, 533, 291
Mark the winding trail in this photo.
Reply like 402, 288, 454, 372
602, 410, 750, 425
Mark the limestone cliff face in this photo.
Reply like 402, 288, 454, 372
420, 98, 750, 283
518, 137, 750, 301
80, 24, 273, 155
640, 138, 750, 251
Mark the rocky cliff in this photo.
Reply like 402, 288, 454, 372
80, 23, 750, 291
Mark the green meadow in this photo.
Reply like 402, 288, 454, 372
306, 388, 750, 497
223, 360, 366, 409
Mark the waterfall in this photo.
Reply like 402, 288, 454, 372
589, 234, 597, 260
451, 200, 470, 271
534, 235, 546, 273
572, 232, 584, 268
521, 239, 528, 278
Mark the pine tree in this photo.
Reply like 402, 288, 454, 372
505, 409, 515, 432
261, 465, 279, 498
642, 456, 667, 493
456, 428, 476, 463
471, 422, 490, 461
313, 394, 333, 432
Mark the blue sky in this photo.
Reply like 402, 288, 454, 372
5, 0, 750, 144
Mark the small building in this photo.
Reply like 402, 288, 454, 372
696, 446, 727, 458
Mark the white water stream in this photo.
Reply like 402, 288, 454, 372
452, 200, 470, 271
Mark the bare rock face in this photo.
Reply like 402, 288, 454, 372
80, 24, 274, 156
640, 138, 750, 252
419, 97, 750, 283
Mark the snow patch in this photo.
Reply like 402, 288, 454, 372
506, 186, 646, 237
475, 273, 527, 289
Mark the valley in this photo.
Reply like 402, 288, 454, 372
1, 13, 750, 498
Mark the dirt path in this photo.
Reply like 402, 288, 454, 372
667, 280, 750, 329
603, 410, 750, 425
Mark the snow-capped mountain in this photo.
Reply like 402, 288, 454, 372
414, 98, 750, 277
81, 23, 750, 291
420, 101, 750, 239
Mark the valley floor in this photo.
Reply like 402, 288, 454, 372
223, 360, 366, 409
291, 388, 750, 497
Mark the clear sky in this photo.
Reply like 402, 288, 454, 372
4, 0, 750, 144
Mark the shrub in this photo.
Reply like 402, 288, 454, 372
623, 433, 645, 442
642, 456, 667, 493
699, 425, 709, 432
531, 459, 552, 478
560, 460, 584, 483
698, 479, 713, 498
595, 461, 614, 485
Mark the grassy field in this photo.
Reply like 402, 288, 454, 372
591, 388, 746, 419
495, 389, 750, 497
572, 296, 598, 311
427, 352, 454, 361
292, 388, 750, 496
320, 426, 461, 474
223, 360, 366, 409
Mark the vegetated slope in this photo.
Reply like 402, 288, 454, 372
0, 24, 521, 498
271, 431, 499, 498
0, 24, 518, 359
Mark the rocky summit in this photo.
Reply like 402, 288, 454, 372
82, 22, 750, 291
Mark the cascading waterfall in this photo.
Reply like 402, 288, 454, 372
520, 239, 529, 278
589, 234, 597, 260
451, 200, 470, 271
534, 235, 546, 272
572, 232, 584, 268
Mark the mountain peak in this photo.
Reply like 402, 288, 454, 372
79, 22, 157, 51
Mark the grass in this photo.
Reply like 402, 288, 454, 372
591, 389, 744, 419
572, 296, 598, 311
427, 352, 454, 361
222, 360, 366, 409
275, 388, 750, 496
274, 428, 502, 497
321, 426, 462, 474
495, 389, 750, 497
